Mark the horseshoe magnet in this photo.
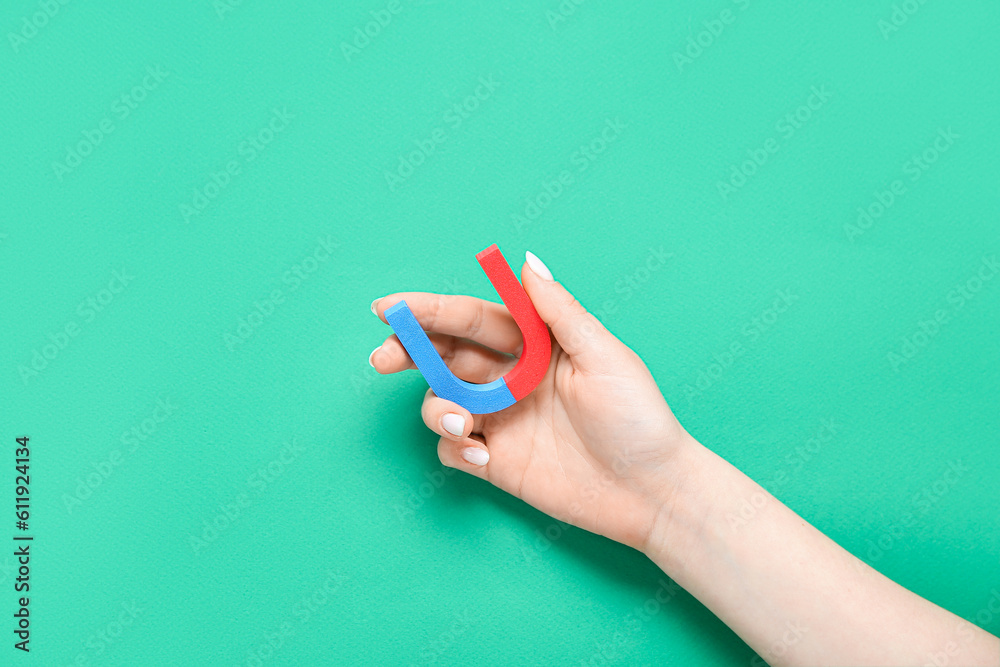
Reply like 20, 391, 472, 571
384, 244, 552, 414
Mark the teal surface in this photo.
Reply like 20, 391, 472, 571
2, 1, 998, 664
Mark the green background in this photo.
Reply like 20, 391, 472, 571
2, 0, 998, 664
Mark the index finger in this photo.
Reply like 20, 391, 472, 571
373, 292, 524, 355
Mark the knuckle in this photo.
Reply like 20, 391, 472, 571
440, 337, 459, 364
428, 294, 446, 328
467, 301, 486, 338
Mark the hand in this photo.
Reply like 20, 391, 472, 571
370, 252, 1000, 666
370, 252, 691, 550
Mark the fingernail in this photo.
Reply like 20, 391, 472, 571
525, 251, 554, 281
370, 298, 381, 316
461, 447, 489, 466
442, 413, 466, 436
368, 346, 381, 368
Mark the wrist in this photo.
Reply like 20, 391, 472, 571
637, 431, 713, 567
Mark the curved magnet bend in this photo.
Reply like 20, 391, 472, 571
384, 244, 552, 414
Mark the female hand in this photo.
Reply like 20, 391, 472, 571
370, 252, 1000, 666
370, 251, 690, 550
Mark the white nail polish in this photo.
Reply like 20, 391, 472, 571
370, 298, 380, 316
442, 413, 465, 436
461, 447, 489, 466
525, 251, 554, 281
368, 346, 381, 368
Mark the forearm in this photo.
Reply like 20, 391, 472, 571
642, 435, 999, 666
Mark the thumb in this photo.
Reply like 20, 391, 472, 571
520, 250, 620, 372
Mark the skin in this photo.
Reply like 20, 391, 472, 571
369, 256, 999, 666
